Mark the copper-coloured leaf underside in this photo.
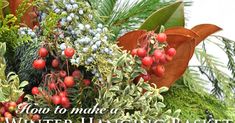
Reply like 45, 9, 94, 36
191, 24, 222, 45
117, 30, 147, 51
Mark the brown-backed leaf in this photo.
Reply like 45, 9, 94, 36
165, 27, 199, 58
117, 30, 147, 51
149, 34, 195, 87
191, 24, 222, 46
165, 27, 199, 38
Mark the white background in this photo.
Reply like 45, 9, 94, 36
187, 0, 235, 40
186, 0, 235, 90
187, 0, 235, 74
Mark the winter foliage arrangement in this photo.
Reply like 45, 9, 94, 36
0, 0, 234, 122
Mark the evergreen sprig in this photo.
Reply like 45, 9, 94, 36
89, 0, 167, 37
195, 44, 234, 104
215, 36, 235, 80
205, 36, 235, 90
0, 14, 19, 49
181, 68, 207, 93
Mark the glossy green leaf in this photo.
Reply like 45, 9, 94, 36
139, 1, 184, 31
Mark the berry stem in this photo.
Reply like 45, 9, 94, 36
66, 59, 70, 76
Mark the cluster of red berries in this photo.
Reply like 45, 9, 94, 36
33, 47, 75, 70
31, 86, 71, 108
31, 47, 91, 108
50, 71, 91, 108
0, 102, 17, 122
132, 33, 176, 82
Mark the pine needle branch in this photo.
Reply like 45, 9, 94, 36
195, 45, 234, 101
212, 35, 235, 80
181, 68, 207, 93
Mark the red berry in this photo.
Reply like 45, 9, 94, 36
62, 101, 71, 108
64, 48, 75, 58
0, 117, 4, 122
83, 79, 91, 86
72, 70, 81, 79
52, 59, 59, 68
141, 74, 151, 82
4, 103, 10, 112
48, 82, 56, 90
38, 47, 48, 58
9, 102, 17, 108
153, 65, 165, 77
64, 76, 75, 88
0, 107, 6, 115
52, 95, 61, 105
33, 59, 46, 70
156, 33, 167, 43
166, 48, 176, 57
31, 87, 40, 95
159, 55, 167, 64
60, 96, 70, 108
60, 97, 69, 105
59, 92, 67, 97
59, 70, 67, 78
165, 55, 173, 61
8, 102, 17, 112
131, 49, 138, 56
4, 112, 12, 120
32, 114, 41, 121
142, 56, 153, 67
137, 48, 147, 58
153, 50, 163, 61
8, 106, 15, 112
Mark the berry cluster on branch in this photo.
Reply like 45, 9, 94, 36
131, 32, 176, 83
